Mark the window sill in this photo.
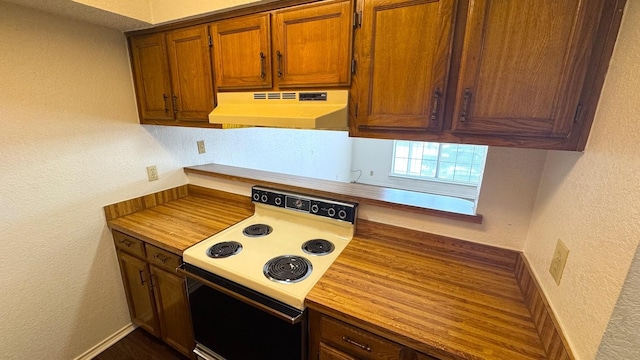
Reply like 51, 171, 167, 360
184, 164, 483, 224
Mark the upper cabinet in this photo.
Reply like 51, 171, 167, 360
210, 14, 272, 90
129, 25, 216, 126
349, 0, 624, 150
210, 0, 354, 91
129, 33, 174, 121
272, 0, 353, 88
450, 0, 606, 139
350, 0, 456, 134
126, 0, 624, 149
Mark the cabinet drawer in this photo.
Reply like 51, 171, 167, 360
146, 244, 181, 271
113, 231, 145, 258
320, 315, 403, 360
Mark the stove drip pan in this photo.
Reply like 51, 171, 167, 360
207, 241, 243, 259
263, 255, 312, 284
302, 239, 335, 256
242, 224, 273, 237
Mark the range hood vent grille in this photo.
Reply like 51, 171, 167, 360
210, 90, 348, 130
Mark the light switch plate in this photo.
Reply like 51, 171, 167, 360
197, 140, 206, 154
549, 239, 570, 285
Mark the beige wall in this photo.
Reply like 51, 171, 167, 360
524, 1, 640, 359
189, 145, 547, 250
0, 3, 221, 359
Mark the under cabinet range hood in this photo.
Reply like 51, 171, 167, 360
208, 90, 348, 130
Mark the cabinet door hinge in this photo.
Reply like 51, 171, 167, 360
573, 104, 583, 123
208, 34, 213, 48
353, 11, 362, 29
351, 59, 357, 74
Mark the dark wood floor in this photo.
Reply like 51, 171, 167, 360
93, 328, 188, 360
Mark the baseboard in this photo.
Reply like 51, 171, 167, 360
73, 323, 137, 360
515, 254, 574, 360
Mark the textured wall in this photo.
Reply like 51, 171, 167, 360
190, 145, 548, 251
524, 1, 640, 358
596, 244, 640, 359
0, 4, 208, 359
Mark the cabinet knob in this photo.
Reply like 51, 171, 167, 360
430, 89, 441, 122
460, 88, 472, 123
276, 51, 283, 78
172, 95, 178, 115
162, 94, 169, 113
138, 269, 146, 285
153, 253, 168, 264
342, 336, 371, 352
260, 52, 266, 79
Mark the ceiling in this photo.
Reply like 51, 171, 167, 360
1, 0, 153, 31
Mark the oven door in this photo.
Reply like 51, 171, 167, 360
179, 264, 307, 360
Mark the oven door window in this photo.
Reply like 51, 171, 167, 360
188, 278, 305, 360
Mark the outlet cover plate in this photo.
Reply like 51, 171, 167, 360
146, 165, 159, 181
549, 239, 570, 285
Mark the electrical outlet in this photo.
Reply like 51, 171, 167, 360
549, 239, 570, 285
197, 140, 206, 154
146, 165, 159, 181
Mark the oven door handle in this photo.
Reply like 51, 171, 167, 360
177, 264, 304, 325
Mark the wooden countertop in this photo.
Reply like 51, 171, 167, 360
106, 186, 253, 255
306, 220, 547, 360
106, 185, 546, 359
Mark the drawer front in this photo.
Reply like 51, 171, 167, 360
146, 244, 181, 271
320, 316, 403, 360
113, 231, 145, 258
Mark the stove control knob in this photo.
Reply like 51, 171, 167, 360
261, 194, 268, 203
327, 208, 336, 217
338, 209, 347, 220
311, 204, 319, 213
275, 197, 282, 206
253, 192, 260, 201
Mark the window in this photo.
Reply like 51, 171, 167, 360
392, 141, 488, 185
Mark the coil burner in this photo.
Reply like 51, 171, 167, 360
263, 255, 312, 284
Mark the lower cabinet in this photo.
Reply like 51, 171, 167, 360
309, 309, 443, 360
113, 230, 194, 358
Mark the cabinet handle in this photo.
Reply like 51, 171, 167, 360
342, 336, 371, 352
276, 50, 283, 78
260, 52, 266, 79
138, 269, 146, 285
430, 89, 441, 122
459, 88, 471, 123
153, 253, 168, 264
149, 274, 156, 289
162, 94, 169, 113
120, 239, 132, 247
172, 95, 178, 115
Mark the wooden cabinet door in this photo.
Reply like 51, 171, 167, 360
118, 252, 160, 337
273, 0, 353, 88
211, 14, 272, 90
166, 25, 215, 121
150, 265, 194, 357
129, 33, 174, 121
451, 0, 605, 138
350, 0, 456, 134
